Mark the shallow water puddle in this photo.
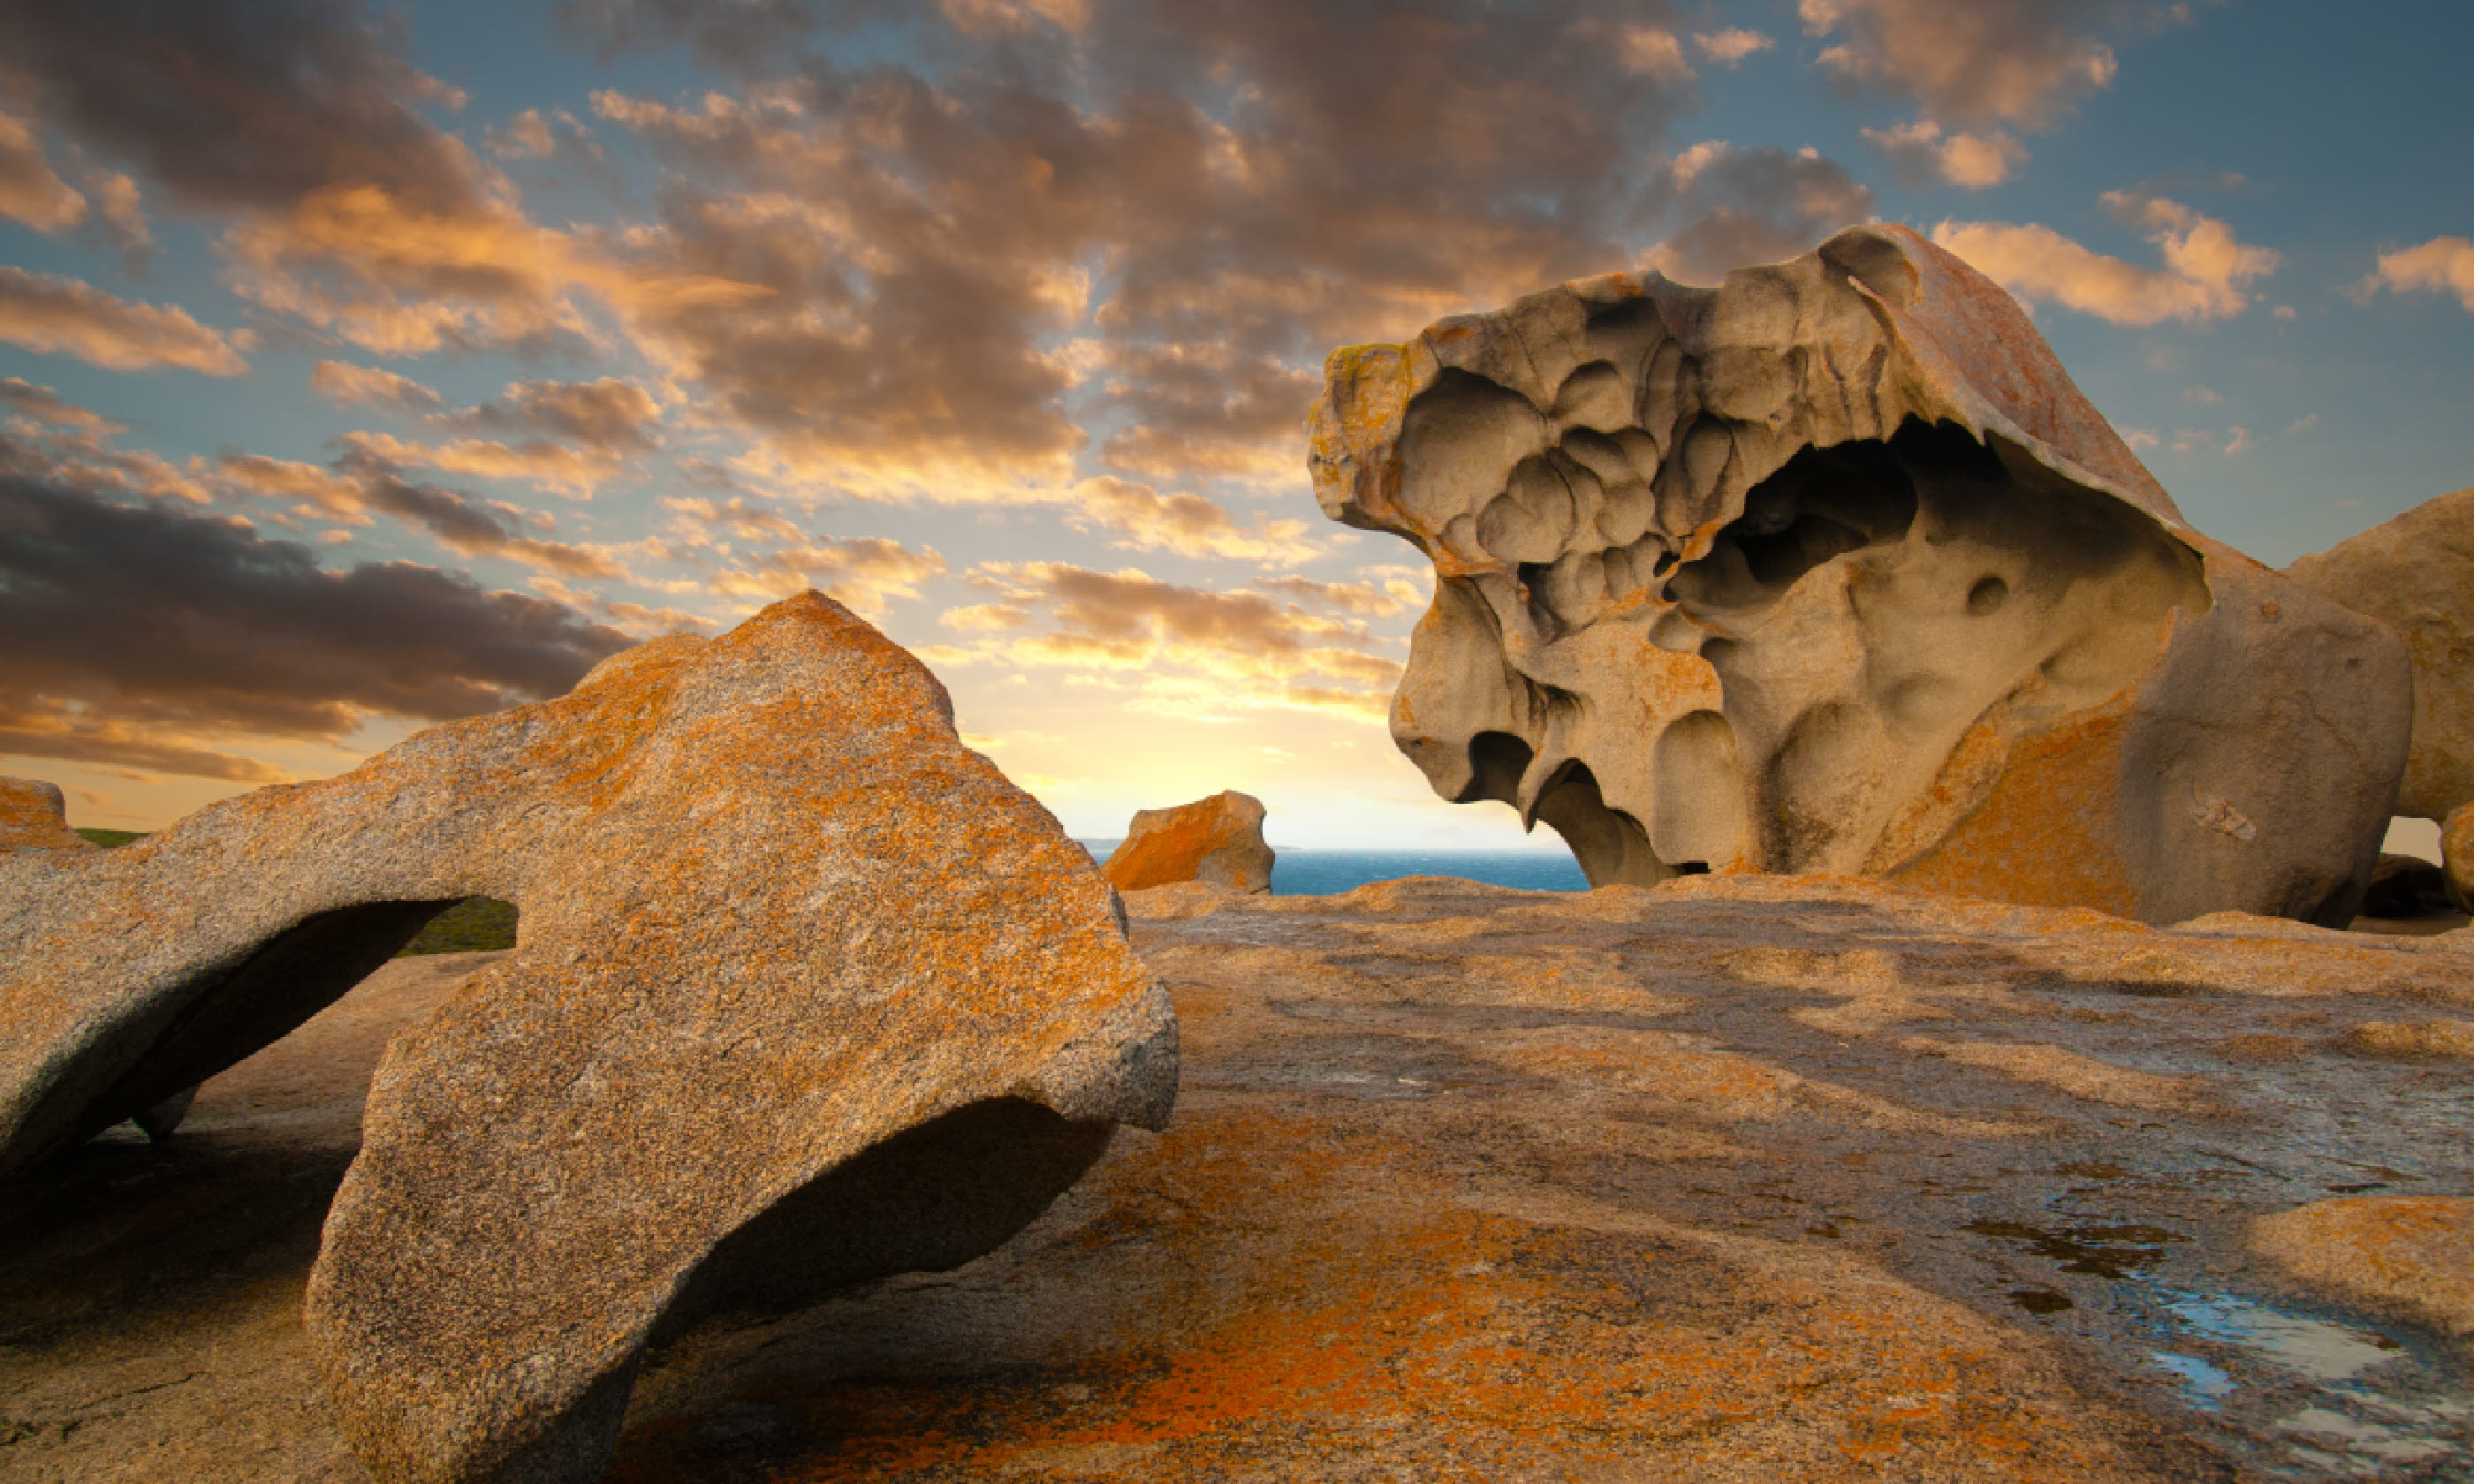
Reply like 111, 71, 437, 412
2159, 1290, 2399, 1383
2143, 1287, 2468, 1477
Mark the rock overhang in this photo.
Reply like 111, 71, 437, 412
1311, 223, 2410, 924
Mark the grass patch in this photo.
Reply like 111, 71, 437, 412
75, 828, 146, 848
397, 897, 519, 956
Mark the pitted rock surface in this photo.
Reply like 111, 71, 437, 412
11, 876, 2474, 1481
1102, 790, 1275, 894
0, 592, 1177, 1484
1309, 223, 2410, 925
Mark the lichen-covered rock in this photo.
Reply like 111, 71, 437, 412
1310, 223, 2410, 925
2252, 1197, 2474, 1339
1, 776, 94, 853
0, 592, 1177, 1484
2448, 802, 2474, 910
1103, 790, 1275, 894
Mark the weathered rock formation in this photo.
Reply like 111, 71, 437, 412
0, 592, 1177, 1484
1102, 789, 1275, 894
2286, 488, 2474, 820
1, 776, 94, 853
2287, 487, 2474, 896
1310, 223, 2411, 924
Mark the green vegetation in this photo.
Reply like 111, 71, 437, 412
74, 827, 146, 848
397, 897, 519, 956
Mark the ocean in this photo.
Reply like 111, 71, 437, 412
1076, 844, 1589, 896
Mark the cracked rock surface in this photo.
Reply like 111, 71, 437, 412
9, 876, 2472, 1480
1309, 224, 2411, 924
0, 592, 1176, 1484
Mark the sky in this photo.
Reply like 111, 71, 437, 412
3, 0, 2470, 852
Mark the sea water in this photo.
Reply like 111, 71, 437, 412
1076, 844, 1589, 896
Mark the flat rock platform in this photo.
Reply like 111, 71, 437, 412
7, 874, 2473, 1481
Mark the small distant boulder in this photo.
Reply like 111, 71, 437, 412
1, 777, 94, 852
1104, 791, 1275, 894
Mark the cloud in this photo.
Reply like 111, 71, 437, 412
436, 376, 662, 451
1250, 572, 1426, 617
0, 265, 252, 375
0, 0, 611, 357
0, 376, 121, 433
310, 360, 445, 413
2284, 412, 2317, 435
1066, 476, 1323, 563
1091, 340, 1321, 482
0, 434, 633, 778
1616, 27, 1694, 81
0, 107, 87, 232
940, 562, 1401, 708
2224, 425, 2251, 456
2358, 237, 2474, 313
707, 535, 949, 617
341, 429, 624, 499
221, 443, 627, 578
552, 0, 823, 72
1643, 144, 1875, 284
1799, 0, 2142, 127
583, 0, 1703, 487
1860, 118, 2026, 189
1931, 192, 2279, 325
660, 493, 805, 543
1694, 29, 1775, 64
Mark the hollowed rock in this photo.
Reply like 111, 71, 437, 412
1309, 223, 2410, 924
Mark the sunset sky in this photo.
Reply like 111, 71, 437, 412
3, 0, 2469, 849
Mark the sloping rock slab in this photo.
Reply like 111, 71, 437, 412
0, 592, 1176, 1484
1102, 790, 1275, 894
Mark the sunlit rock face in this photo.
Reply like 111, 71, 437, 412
0, 593, 1177, 1484
1311, 223, 2411, 925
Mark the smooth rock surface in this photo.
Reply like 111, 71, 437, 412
1, 776, 93, 853
2286, 485, 2474, 832
11, 877, 2473, 1481
1310, 223, 2411, 925
1101, 790, 1275, 894
0, 592, 1177, 1484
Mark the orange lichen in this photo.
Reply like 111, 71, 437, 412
1889, 698, 2140, 919
614, 1106, 2170, 1482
